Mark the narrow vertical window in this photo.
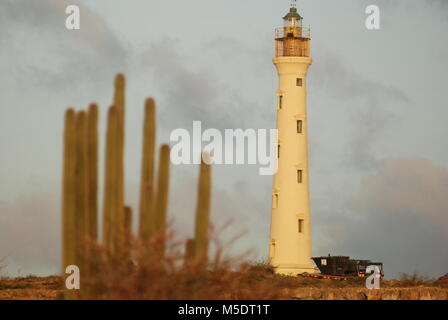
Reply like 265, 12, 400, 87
297, 169, 303, 183
272, 194, 279, 209
296, 78, 303, 86
277, 144, 280, 158
270, 239, 276, 260
278, 95, 283, 109
297, 120, 303, 133
298, 219, 304, 233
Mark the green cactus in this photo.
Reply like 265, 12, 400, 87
194, 156, 212, 265
139, 98, 156, 242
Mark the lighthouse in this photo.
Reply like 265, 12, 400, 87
269, 6, 317, 275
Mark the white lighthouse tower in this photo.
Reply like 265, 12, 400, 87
269, 5, 317, 275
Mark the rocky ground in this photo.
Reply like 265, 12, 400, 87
0, 275, 447, 300
290, 287, 448, 300
0, 276, 63, 300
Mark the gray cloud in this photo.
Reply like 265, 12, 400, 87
312, 49, 409, 103
0, 0, 128, 92
310, 47, 409, 170
138, 39, 271, 133
314, 157, 448, 278
353, 157, 448, 230
0, 193, 60, 276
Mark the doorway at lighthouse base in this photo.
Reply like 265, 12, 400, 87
269, 239, 320, 275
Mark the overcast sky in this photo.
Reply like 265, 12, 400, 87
0, 0, 447, 279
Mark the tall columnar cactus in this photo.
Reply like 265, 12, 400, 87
153, 144, 171, 253
62, 109, 80, 300
194, 157, 212, 264
86, 104, 98, 241
114, 74, 126, 249
62, 109, 76, 272
139, 98, 156, 242
74, 111, 88, 271
103, 106, 118, 253
61, 74, 215, 299
63, 107, 99, 298
124, 206, 133, 262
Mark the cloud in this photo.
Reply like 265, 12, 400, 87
0, 0, 128, 92
310, 47, 409, 170
0, 193, 60, 276
353, 157, 448, 230
140, 40, 222, 127
134, 32, 281, 146
312, 50, 409, 104
314, 157, 448, 278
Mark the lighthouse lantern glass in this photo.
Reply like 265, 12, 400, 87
285, 16, 302, 27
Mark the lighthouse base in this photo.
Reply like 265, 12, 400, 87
273, 263, 319, 276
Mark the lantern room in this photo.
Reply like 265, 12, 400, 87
284, 7, 303, 27
275, 7, 311, 58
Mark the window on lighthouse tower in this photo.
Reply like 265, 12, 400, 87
298, 219, 304, 233
297, 120, 303, 133
272, 194, 279, 209
297, 169, 303, 183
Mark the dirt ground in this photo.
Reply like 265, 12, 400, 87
0, 276, 63, 300
0, 275, 447, 300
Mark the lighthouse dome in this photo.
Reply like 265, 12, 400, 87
283, 8, 302, 20
283, 7, 303, 27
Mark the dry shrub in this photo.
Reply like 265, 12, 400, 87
75, 228, 388, 300
378, 272, 447, 288
76, 230, 293, 300
67, 223, 448, 299
398, 272, 432, 286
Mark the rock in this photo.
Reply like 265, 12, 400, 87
407, 289, 420, 300
290, 286, 448, 300
419, 288, 432, 300
323, 290, 336, 300
367, 290, 382, 300
381, 289, 399, 300
292, 289, 310, 300
310, 289, 323, 300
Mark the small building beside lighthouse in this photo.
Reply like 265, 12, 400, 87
269, 6, 317, 275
